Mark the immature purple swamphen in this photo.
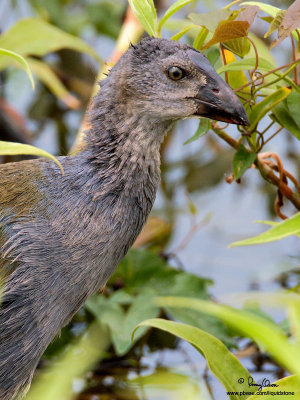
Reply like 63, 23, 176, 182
0, 37, 248, 400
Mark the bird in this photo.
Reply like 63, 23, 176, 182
0, 37, 248, 400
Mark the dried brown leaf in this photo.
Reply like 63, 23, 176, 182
271, 0, 300, 47
202, 20, 250, 50
236, 5, 259, 25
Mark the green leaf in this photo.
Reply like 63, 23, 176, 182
87, 289, 159, 355
248, 87, 291, 131
272, 103, 300, 140
222, 37, 251, 58
217, 57, 274, 74
189, 9, 231, 32
286, 88, 300, 129
0, 47, 34, 89
154, 297, 300, 374
233, 145, 256, 180
0, 18, 101, 70
193, 27, 209, 50
27, 58, 80, 109
158, 0, 193, 33
0, 141, 64, 174
184, 119, 210, 144
133, 318, 252, 400
171, 24, 198, 41
247, 375, 300, 399
230, 212, 300, 246
128, 0, 158, 36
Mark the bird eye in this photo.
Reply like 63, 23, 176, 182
167, 66, 186, 81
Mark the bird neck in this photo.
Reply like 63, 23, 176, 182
82, 85, 174, 198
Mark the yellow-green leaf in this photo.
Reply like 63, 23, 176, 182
0, 47, 34, 89
128, 0, 158, 37
230, 212, 300, 246
133, 318, 252, 400
0, 141, 64, 175
159, 0, 193, 33
248, 87, 291, 131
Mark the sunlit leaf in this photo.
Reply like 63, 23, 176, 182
171, 24, 198, 41
0, 141, 64, 174
221, 49, 249, 90
0, 18, 101, 70
233, 145, 256, 180
230, 212, 300, 246
248, 87, 291, 131
128, 0, 158, 36
193, 27, 209, 49
158, 0, 193, 33
133, 318, 252, 400
0, 47, 34, 89
202, 20, 250, 50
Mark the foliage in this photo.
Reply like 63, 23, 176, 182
134, 294, 300, 399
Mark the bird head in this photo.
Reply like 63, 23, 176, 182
114, 37, 248, 126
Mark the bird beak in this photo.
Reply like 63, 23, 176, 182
188, 51, 249, 126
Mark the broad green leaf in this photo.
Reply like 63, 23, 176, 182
87, 289, 159, 355
155, 297, 300, 374
217, 57, 274, 74
202, 20, 250, 50
184, 119, 210, 144
247, 375, 300, 400
0, 18, 101, 70
286, 88, 300, 129
233, 145, 256, 180
0, 47, 34, 89
222, 37, 251, 57
272, 103, 300, 140
158, 0, 193, 33
189, 9, 230, 32
171, 24, 198, 41
133, 318, 252, 400
230, 212, 300, 247
241, 2, 280, 17
128, 0, 158, 36
27, 58, 80, 109
0, 141, 64, 174
248, 87, 291, 131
